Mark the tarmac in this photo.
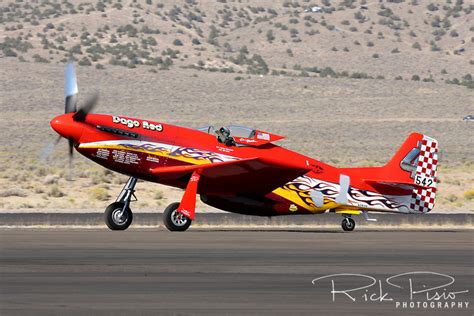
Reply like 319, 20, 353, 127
0, 229, 472, 315
0, 212, 472, 229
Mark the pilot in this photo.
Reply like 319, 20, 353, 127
216, 127, 235, 146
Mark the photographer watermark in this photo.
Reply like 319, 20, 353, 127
311, 271, 470, 310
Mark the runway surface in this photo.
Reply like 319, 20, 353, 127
1, 229, 473, 315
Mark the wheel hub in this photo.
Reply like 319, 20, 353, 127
112, 208, 128, 225
171, 210, 188, 226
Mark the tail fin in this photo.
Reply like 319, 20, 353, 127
383, 133, 439, 213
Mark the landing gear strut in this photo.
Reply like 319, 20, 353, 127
341, 216, 355, 232
104, 177, 137, 231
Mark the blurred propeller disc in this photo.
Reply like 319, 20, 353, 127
64, 62, 78, 113
40, 135, 62, 161
73, 93, 99, 122
42, 62, 98, 181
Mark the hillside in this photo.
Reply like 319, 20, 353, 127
0, 0, 473, 86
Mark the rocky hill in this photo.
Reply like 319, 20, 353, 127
1, 0, 473, 87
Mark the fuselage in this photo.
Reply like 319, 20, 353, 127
51, 113, 414, 216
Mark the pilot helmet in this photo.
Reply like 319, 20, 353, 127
219, 127, 230, 137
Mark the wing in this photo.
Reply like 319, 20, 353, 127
150, 157, 311, 195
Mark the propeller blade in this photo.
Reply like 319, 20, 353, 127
64, 62, 78, 113
72, 93, 99, 122
67, 138, 74, 181
40, 135, 62, 161
68, 138, 74, 157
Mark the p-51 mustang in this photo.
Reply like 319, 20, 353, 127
48, 63, 439, 232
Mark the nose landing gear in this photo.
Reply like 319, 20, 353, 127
104, 177, 137, 231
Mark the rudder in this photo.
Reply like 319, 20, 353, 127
385, 133, 439, 213
409, 136, 439, 213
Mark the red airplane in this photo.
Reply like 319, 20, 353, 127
48, 63, 439, 232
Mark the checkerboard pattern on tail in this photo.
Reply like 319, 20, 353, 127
410, 136, 439, 213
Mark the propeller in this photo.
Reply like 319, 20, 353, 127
41, 62, 99, 179
64, 62, 78, 114
64, 62, 79, 163
72, 93, 99, 122
40, 135, 62, 161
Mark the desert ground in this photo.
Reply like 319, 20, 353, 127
0, 0, 473, 213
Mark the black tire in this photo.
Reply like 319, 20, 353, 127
341, 217, 355, 232
163, 202, 192, 232
104, 202, 133, 231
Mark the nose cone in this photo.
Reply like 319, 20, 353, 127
50, 114, 84, 142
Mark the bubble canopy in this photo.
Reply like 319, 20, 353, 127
197, 125, 255, 138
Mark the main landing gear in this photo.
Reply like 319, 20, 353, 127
104, 177, 137, 230
104, 175, 195, 232
341, 216, 355, 232
161, 170, 200, 232
163, 202, 192, 232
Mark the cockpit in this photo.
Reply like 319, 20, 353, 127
197, 125, 256, 147
197, 125, 255, 138
196, 124, 283, 147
